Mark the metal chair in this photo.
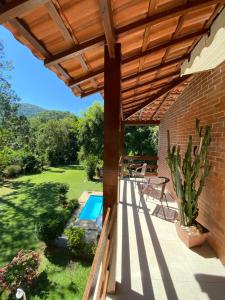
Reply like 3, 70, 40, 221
139, 176, 170, 219
131, 163, 147, 184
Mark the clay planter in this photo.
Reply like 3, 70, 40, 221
175, 220, 208, 248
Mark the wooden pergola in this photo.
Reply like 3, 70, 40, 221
1, 1, 225, 296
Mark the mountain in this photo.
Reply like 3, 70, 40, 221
18, 103, 46, 118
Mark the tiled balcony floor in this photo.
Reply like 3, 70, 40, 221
107, 179, 225, 300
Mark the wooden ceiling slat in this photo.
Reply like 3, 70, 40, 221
70, 55, 185, 88
99, 0, 115, 58
0, 0, 48, 24
122, 29, 208, 65
125, 75, 192, 119
122, 71, 180, 93
45, 0, 97, 90
116, 0, 225, 36
122, 85, 169, 102
81, 70, 180, 98
122, 56, 186, 83
45, 35, 105, 66
44, 0, 74, 43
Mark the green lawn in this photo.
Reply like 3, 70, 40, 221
0, 166, 102, 299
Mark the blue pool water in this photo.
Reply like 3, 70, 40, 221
79, 195, 103, 221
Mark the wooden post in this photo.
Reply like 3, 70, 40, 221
103, 43, 121, 218
103, 43, 121, 295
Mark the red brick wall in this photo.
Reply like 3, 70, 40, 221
158, 61, 225, 264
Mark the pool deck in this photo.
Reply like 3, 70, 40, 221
107, 179, 225, 300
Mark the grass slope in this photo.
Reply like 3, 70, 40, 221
0, 166, 102, 299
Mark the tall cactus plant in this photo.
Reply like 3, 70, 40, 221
166, 119, 211, 226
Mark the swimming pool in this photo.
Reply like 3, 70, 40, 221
79, 194, 103, 221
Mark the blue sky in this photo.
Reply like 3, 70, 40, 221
0, 26, 103, 115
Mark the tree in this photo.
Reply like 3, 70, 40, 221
77, 102, 103, 160
125, 126, 159, 156
37, 116, 78, 166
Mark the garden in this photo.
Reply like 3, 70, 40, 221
0, 166, 102, 299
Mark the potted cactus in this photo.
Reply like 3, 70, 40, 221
166, 119, 211, 248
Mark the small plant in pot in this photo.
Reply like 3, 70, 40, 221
166, 119, 211, 248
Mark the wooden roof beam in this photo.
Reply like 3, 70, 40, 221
99, 0, 115, 58
116, 0, 225, 36
69, 28, 203, 88
70, 52, 186, 89
9, 18, 83, 94
122, 86, 168, 102
80, 70, 180, 98
123, 100, 147, 110
45, 35, 105, 67
44, 0, 97, 90
43, 1, 223, 67
125, 75, 191, 119
0, 0, 49, 24
44, 0, 74, 43
122, 56, 185, 83
123, 120, 160, 126
122, 71, 180, 93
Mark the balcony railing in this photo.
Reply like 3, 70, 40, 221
120, 155, 158, 177
83, 205, 116, 300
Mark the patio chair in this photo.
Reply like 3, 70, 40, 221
139, 176, 169, 219
131, 163, 147, 183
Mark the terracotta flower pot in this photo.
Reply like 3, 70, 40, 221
175, 220, 208, 248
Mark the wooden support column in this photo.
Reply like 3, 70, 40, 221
103, 43, 121, 218
103, 43, 121, 295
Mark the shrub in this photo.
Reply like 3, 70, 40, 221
57, 183, 69, 206
65, 226, 85, 257
57, 183, 69, 195
65, 226, 96, 261
83, 242, 97, 262
3, 165, 21, 178
0, 250, 40, 291
36, 211, 66, 245
67, 198, 79, 213
85, 155, 99, 180
22, 153, 42, 174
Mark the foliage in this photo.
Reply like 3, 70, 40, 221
67, 198, 80, 213
82, 242, 97, 262
0, 250, 40, 291
96, 160, 103, 178
125, 125, 159, 156
57, 183, 69, 205
36, 211, 67, 245
65, 226, 96, 261
21, 153, 42, 174
78, 102, 103, 160
36, 116, 79, 166
166, 119, 211, 226
85, 154, 99, 180
3, 165, 21, 178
